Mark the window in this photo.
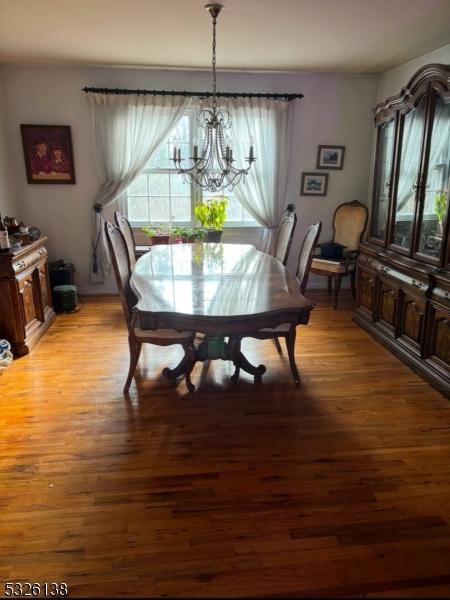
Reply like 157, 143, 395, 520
126, 112, 257, 227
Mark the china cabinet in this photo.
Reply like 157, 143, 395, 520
354, 64, 450, 396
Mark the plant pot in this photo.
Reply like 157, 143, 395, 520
206, 230, 223, 243
149, 235, 170, 246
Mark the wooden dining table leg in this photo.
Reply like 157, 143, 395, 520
229, 336, 266, 383
229, 336, 242, 384
184, 342, 197, 393
162, 335, 196, 382
162, 355, 189, 381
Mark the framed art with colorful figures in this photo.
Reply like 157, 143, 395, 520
21, 124, 76, 184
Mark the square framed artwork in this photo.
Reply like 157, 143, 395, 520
316, 145, 345, 170
21, 124, 76, 184
300, 172, 329, 196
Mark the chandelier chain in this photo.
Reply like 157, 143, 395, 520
212, 16, 217, 104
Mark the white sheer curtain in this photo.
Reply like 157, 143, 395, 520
87, 93, 191, 283
396, 99, 426, 213
206, 97, 295, 254
426, 98, 450, 195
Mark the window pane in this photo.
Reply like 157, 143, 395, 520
225, 196, 242, 221
150, 196, 170, 222
128, 174, 148, 195
128, 196, 149, 222
202, 191, 256, 225
147, 115, 190, 169
148, 173, 170, 196
148, 142, 171, 169
171, 196, 191, 221
170, 172, 190, 196
242, 207, 256, 222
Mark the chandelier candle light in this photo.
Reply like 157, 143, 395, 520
172, 3, 256, 192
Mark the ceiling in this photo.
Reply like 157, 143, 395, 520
1, 0, 450, 74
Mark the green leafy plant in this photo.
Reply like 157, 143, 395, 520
141, 225, 158, 237
194, 197, 228, 231
142, 223, 173, 238
434, 191, 447, 225
192, 228, 207, 241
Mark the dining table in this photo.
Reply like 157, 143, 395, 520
130, 243, 314, 391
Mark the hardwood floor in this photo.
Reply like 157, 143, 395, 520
1, 290, 450, 598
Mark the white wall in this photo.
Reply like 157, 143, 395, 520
377, 43, 450, 102
0, 65, 377, 293
0, 75, 17, 217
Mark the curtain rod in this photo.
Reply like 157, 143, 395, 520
82, 86, 303, 101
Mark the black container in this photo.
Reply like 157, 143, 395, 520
319, 242, 347, 260
52, 284, 78, 313
49, 260, 75, 287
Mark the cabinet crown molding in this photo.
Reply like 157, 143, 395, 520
374, 63, 450, 123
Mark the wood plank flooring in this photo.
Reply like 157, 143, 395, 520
1, 291, 450, 598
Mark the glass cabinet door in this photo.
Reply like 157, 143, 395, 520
416, 93, 450, 261
392, 95, 427, 251
371, 119, 395, 242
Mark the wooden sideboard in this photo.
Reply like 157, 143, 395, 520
0, 236, 55, 356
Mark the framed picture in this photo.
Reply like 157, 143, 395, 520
21, 124, 76, 184
300, 172, 329, 196
316, 145, 345, 170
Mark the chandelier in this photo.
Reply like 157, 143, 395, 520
172, 3, 256, 192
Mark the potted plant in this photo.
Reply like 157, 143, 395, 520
171, 226, 187, 243
141, 223, 172, 245
194, 197, 228, 242
434, 190, 447, 236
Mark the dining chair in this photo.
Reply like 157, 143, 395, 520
310, 200, 368, 309
232, 221, 322, 384
105, 221, 195, 393
114, 211, 151, 268
274, 204, 297, 265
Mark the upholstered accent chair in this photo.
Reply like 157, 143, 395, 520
233, 221, 322, 384
274, 204, 297, 265
310, 200, 368, 309
114, 211, 151, 267
105, 221, 194, 393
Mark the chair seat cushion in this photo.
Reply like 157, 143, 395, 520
311, 257, 355, 274
134, 327, 192, 341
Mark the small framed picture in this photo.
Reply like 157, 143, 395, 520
20, 124, 76, 184
300, 172, 329, 196
316, 145, 345, 170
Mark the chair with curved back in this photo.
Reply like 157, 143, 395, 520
114, 211, 151, 268
274, 204, 297, 265
310, 200, 368, 309
232, 221, 322, 384
105, 221, 194, 393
